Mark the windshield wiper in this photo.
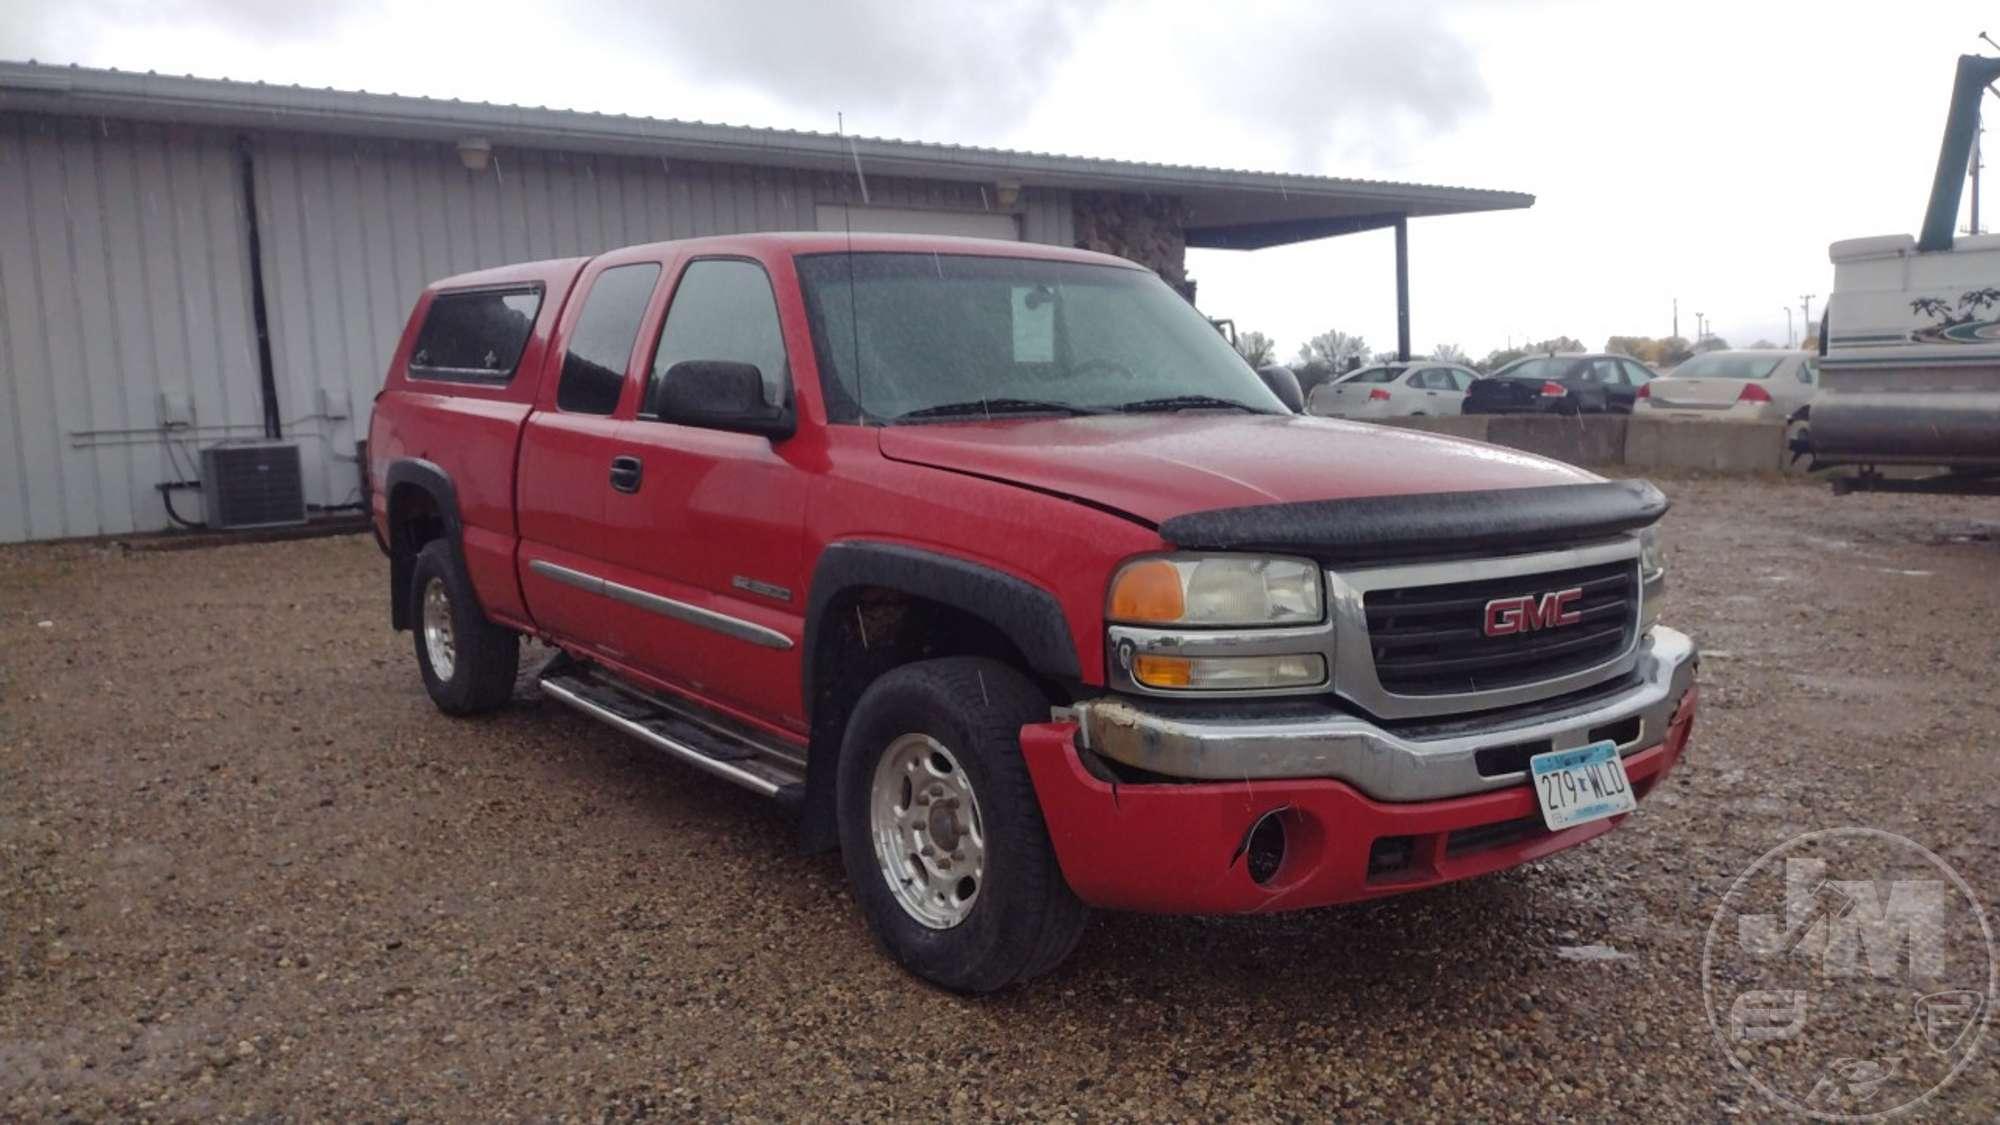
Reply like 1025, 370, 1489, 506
1113, 394, 1265, 414
893, 398, 1106, 422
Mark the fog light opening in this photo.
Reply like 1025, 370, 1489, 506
1368, 835, 1416, 879
1243, 809, 1288, 886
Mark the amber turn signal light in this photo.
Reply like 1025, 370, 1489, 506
1131, 654, 1194, 687
1108, 558, 1186, 624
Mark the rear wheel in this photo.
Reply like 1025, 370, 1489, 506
411, 539, 519, 715
836, 657, 1088, 992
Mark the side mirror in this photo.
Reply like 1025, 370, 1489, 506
1256, 365, 1305, 413
651, 360, 794, 439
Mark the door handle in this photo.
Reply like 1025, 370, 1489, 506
609, 455, 643, 493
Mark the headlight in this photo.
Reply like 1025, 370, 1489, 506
1638, 524, 1666, 632
1107, 555, 1324, 627
1638, 524, 1666, 579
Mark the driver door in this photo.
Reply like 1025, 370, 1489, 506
594, 257, 809, 732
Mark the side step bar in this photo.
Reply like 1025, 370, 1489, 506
539, 658, 806, 809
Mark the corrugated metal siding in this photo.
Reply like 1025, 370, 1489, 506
0, 112, 1077, 539
0, 113, 265, 543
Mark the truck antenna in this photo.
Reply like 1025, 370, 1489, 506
837, 112, 866, 422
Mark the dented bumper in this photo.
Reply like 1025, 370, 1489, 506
1019, 679, 1698, 915
1074, 626, 1697, 803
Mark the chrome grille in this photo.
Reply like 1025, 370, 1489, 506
1363, 560, 1638, 696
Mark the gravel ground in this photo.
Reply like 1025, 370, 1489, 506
2, 475, 1997, 1120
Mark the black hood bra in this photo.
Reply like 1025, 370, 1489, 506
1158, 480, 1669, 564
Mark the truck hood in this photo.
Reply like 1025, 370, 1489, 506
876, 413, 1597, 525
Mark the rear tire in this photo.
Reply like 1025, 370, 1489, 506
411, 539, 519, 715
836, 657, 1088, 993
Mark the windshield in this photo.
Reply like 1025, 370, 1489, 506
1340, 367, 1404, 384
794, 253, 1285, 422
1668, 353, 1783, 380
1491, 357, 1584, 381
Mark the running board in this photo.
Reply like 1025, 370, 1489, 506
538, 659, 806, 809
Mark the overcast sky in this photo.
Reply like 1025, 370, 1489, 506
2, 0, 1991, 360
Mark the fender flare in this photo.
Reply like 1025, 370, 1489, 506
800, 541, 1081, 714
382, 459, 462, 630
796, 541, 1083, 851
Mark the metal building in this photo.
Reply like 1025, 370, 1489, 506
0, 61, 1531, 543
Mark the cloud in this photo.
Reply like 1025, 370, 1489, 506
578, 0, 1489, 166
1148, 0, 1492, 170
0, 0, 370, 56
597, 0, 1113, 137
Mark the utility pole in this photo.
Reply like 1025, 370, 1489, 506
1800, 294, 1815, 335
1696, 312, 1707, 343
1784, 306, 1794, 347
1672, 297, 1679, 340
1972, 123, 1983, 235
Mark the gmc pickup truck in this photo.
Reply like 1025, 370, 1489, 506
368, 232, 1697, 992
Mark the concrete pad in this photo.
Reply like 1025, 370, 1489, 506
1624, 417, 1786, 473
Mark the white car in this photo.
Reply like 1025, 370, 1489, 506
1636, 349, 1818, 422
1307, 362, 1480, 418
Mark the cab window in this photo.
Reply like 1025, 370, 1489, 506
644, 259, 791, 415
556, 263, 663, 415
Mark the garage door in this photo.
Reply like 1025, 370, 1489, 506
814, 204, 1020, 241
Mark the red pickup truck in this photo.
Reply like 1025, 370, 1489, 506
368, 232, 1698, 992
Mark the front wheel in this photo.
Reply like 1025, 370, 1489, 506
836, 657, 1088, 992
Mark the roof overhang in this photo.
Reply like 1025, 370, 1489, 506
0, 60, 1533, 248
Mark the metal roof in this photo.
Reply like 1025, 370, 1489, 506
0, 59, 1533, 249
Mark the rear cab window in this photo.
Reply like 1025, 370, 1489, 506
408, 286, 543, 383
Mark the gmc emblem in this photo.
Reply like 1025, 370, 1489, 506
1483, 587, 1584, 637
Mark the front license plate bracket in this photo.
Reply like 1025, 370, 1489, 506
1529, 739, 1636, 831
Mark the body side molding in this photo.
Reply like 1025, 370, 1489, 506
529, 559, 794, 650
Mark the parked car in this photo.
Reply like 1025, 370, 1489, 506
1464, 353, 1661, 415
368, 232, 1697, 992
1636, 349, 1817, 421
1307, 361, 1481, 418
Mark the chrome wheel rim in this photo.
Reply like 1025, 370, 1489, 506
421, 577, 456, 680
870, 733, 986, 930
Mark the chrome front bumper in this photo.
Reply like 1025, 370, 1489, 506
1073, 626, 1697, 803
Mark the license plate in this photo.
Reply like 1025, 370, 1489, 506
1529, 740, 1636, 830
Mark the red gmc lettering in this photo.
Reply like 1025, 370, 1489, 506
1483, 587, 1584, 637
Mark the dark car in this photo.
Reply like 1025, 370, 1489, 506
1464, 353, 1661, 415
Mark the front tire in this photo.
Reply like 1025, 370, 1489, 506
410, 539, 519, 715
836, 657, 1088, 992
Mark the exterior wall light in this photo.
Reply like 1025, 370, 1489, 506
456, 137, 493, 173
